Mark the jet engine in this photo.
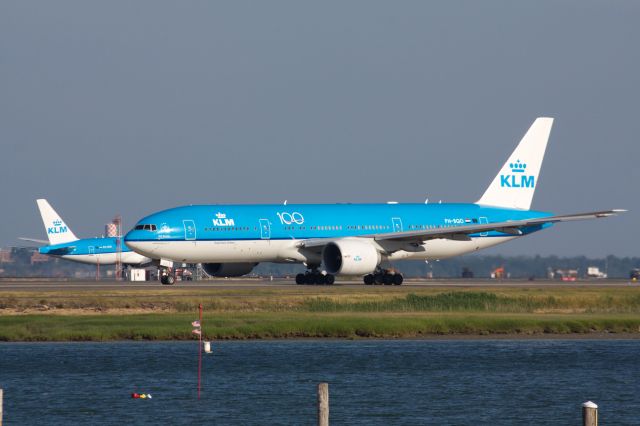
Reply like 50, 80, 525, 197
322, 240, 380, 275
202, 262, 257, 277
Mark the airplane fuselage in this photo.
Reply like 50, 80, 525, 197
39, 236, 150, 265
124, 203, 552, 265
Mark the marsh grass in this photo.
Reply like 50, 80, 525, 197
2, 286, 640, 340
4, 288, 640, 313
301, 292, 640, 314
1, 312, 640, 341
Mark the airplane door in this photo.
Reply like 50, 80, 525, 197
391, 217, 403, 233
89, 246, 95, 256
479, 216, 489, 237
183, 220, 196, 241
259, 219, 270, 239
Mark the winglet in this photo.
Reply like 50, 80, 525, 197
36, 199, 79, 245
477, 117, 554, 210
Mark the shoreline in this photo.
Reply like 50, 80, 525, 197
1, 332, 640, 343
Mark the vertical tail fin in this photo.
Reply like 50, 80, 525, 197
476, 117, 554, 210
36, 199, 79, 244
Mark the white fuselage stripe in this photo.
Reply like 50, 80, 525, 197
127, 236, 516, 264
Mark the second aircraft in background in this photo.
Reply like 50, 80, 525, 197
23, 199, 151, 266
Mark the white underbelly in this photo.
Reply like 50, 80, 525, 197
389, 236, 517, 261
61, 252, 150, 265
61, 254, 116, 264
128, 240, 303, 264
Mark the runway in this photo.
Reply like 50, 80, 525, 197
0, 278, 635, 292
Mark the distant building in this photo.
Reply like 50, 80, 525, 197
30, 252, 51, 264
0, 249, 12, 263
551, 268, 578, 281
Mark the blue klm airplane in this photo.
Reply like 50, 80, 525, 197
125, 118, 624, 285
23, 199, 151, 266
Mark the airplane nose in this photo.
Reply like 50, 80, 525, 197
123, 232, 150, 255
124, 229, 134, 243
124, 230, 143, 247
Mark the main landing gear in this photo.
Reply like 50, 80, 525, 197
363, 269, 403, 286
296, 269, 335, 285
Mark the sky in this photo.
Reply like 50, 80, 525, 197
1, 1, 638, 257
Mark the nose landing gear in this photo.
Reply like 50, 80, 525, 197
160, 268, 175, 285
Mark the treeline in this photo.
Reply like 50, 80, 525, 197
0, 247, 104, 279
254, 254, 640, 279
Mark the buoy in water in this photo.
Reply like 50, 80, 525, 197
131, 393, 152, 399
204, 341, 212, 353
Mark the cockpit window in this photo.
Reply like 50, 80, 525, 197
135, 224, 157, 231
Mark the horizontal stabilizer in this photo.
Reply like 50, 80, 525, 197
18, 237, 49, 245
40, 246, 74, 256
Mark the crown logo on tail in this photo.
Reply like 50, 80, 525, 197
509, 160, 527, 173
53, 219, 62, 226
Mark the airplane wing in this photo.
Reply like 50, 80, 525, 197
299, 209, 625, 248
18, 237, 50, 245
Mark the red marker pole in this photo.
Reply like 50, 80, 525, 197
198, 303, 203, 400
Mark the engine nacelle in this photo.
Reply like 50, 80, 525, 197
322, 240, 381, 275
202, 262, 257, 277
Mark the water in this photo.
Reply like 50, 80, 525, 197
1, 339, 639, 425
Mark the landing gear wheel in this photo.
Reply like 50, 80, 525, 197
296, 267, 335, 286
303, 272, 317, 285
160, 274, 175, 285
369, 269, 404, 286
374, 273, 384, 285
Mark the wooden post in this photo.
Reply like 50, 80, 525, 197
582, 401, 598, 426
318, 382, 329, 426
1, 388, 3, 426
198, 303, 203, 400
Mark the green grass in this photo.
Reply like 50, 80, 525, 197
302, 291, 640, 313
1, 312, 640, 341
5, 288, 640, 313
